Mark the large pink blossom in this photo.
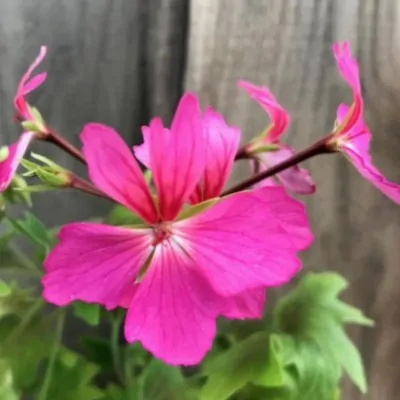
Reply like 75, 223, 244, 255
238, 80, 315, 195
330, 42, 400, 204
42, 93, 312, 365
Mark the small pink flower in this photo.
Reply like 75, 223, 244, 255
238, 80, 315, 195
0, 132, 34, 192
14, 46, 47, 124
42, 93, 313, 365
330, 42, 400, 204
1, 47, 48, 192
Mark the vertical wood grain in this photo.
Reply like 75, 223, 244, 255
186, 1, 400, 399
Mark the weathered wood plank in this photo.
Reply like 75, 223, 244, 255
0, 0, 188, 225
186, 1, 400, 399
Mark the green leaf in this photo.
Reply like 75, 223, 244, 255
201, 332, 278, 400
0, 283, 34, 322
102, 384, 126, 400
8, 212, 53, 250
0, 311, 53, 390
0, 359, 19, 400
73, 302, 101, 326
252, 335, 286, 388
0, 281, 11, 297
142, 358, 197, 400
33, 351, 103, 400
81, 337, 113, 371
273, 272, 372, 395
107, 205, 144, 226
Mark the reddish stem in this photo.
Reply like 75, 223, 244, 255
69, 174, 111, 200
224, 135, 334, 195
235, 146, 250, 160
45, 128, 87, 165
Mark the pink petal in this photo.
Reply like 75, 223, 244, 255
222, 288, 266, 320
14, 46, 47, 120
190, 107, 240, 203
337, 105, 400, 204
256, 146, 316, 195
252, 186, 314, 251
42, 223, 153, 309
332, 42, 362, 135
174, 187, 308, 297
145, 93, 206, 221
124, 239, 223, 365
81, 123, 158, 224
0, 132, 34, 192
238, 80, 289, 142
133, 126, 151, 167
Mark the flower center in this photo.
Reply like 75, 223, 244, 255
152, 223, 172, 246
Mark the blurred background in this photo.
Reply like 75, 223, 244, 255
1, 1, 400, 399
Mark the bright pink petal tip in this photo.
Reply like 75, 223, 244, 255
222, 288, 266, 320
190, 107, 240, 203
174, 187, 311, 297
15, 46, 48, 121
0, 132, 34, 192
337, 104, 400, 204
146, 93, 206, 221
332, 41, 362, 134
81, 123, 158, 223
42, 223, 153, 310
238, 80, 289, 142
124, 240, 223, 365
254, 146, 316, 195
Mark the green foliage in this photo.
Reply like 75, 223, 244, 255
32, 350, 103, 400
0, 360, 19, 400
8, 211, 54, 250
201, 272, 372, 400
201, 332, 272, 400
0, 281, 12, 297
73, 302, 101, 326
141, 359, 198, 400
273, 272, 372, 396
0, 282, 34, 321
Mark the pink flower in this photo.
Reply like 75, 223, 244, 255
0, 133, 34, 192
238, 80, 315, 195
136, 106, 241, 203
42, 93, 312, 365
330, 42, 400, 204
14, 46, 47, 125
0, 47, 48, 192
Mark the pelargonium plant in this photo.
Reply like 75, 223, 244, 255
0, 41, 392, 400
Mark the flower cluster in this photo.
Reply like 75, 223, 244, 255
1, 41, 399, 367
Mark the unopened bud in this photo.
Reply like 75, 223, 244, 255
21, 153, 71, 189
21, 106, 48, 136
0, 146, 9, 162
3, 175, 32, 206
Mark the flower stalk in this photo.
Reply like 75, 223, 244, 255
224, 135, 334, 195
